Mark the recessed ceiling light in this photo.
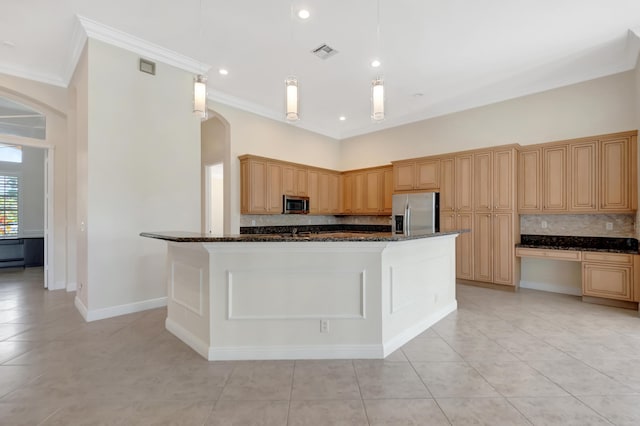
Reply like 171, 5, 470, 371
339, 116, 346, 121
371, 59, 381, 68
298, 9, 310, 19
218, 68, 229, 76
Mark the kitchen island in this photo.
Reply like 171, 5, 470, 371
141, 230, 460, 360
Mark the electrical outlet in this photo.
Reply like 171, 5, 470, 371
541, 220, 548, 229
251, 220, 256, 226
320, 319, 329, 333
606, 222, 613, 230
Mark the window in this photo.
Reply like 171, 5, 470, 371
0, 175, 19, 236
0, 144, 22, 163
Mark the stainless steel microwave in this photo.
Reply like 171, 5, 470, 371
283, 195, 310, 214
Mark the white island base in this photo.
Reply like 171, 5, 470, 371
164, 233, 458, 360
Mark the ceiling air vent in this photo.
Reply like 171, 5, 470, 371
311, 44, 338, 60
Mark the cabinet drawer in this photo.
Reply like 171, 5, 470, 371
515, 247, 581, 261
582, 263, 633, 301
582, 252, 633, 265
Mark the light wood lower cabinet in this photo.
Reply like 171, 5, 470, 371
456, 213, 474, 281
472, 213, 517, 286
582, 252, 635, 301
473, 213, 493, 282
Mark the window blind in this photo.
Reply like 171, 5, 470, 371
0, 175, 19, 236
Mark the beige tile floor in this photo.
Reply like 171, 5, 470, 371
1, 267, 640, 425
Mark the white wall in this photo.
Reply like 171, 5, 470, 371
210, 103, 341, 233
0, 72, 69, 290
81, 39, 201, 314
340, 71, 637, 170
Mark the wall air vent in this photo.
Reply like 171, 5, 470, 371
311, 44, 338, 60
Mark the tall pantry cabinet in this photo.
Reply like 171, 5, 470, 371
437, 146, 520, 287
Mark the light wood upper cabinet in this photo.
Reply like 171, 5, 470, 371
296, 168, 308, 196
518, 149, 542, 212
329, 173, 340, 214
543, 145, 568, 211
364, 170, 381, 213
283, 165, 308, 196
383, 168, 393, 213
267, 163, 283, 213
455, 154, 474, 212
600, 136, 636, 211
342, 173, 353, 213
416, 159, 440, 189
474, 152, 493, 211
439, 158, 455, 212
393, 159, 439, 191
307, 170, 319, 214
493, 149, 516, 211
570, 142, 597, 211
393, 162, 415, 191
240, 156, 268, 214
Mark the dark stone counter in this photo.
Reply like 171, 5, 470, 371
516, 234, 639, 254
140, 229, 463, 243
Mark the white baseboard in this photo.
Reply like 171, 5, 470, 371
520, 280, 582, 296
383, 300, 458, 357
74, 296, 89, 321
81, 297, 167, 322
166, 317, 383, 361
49, 280, 66, 291
66, 282, 77, 292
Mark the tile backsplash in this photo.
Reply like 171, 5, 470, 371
241, 215, 393, 227
520, 214, 636, 238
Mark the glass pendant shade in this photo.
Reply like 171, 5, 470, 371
285, 77, 299, 121
371, 78, 384, 121
193, 75, 208, 119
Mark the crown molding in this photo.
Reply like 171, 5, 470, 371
0, 64, 66, 88
62, 16, 89, 86
77, 15, 210, 75
209, 90, 341, 140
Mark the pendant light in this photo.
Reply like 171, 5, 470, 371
193, 0, 208, 120
371, 0, 385, 121
285, 2, 300, 121
371, 78, 384, 121
194, 74, 208, 119
285, 76, 299, 121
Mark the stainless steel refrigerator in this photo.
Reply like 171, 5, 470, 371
392, 192, 439, 235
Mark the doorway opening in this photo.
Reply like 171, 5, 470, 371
205, 163, 224, 234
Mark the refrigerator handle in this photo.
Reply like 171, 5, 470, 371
405, 205, 410, 235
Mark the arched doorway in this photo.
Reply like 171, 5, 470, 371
201, 111, 231, 235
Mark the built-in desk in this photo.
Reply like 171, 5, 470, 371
516, 245, 640, 309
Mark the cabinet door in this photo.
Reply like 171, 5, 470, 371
518, 149, 542, 212
493, 213, 514, 286
416, 159, 440, 189
352, 172, 365, 213
267, 163, 283, 213
474, 151, 493, 211
248, 160, 268, 213
582, 263, 632, 301
383, 168, 393, 213
543, 145, 568, 211
329, 173, 340, 213
343, 173, 353, 213
296, 168, 308, 196
282, 165, 296, 196
439, 157, 455, 212
456, 213, 474, 281
570, 142, 597, 211
318, 173, 330, 214
393, 163, 415, 191
493, 149, 515, 211
455, 154, 473, 211
240, 160, 249, 213
473, 212, 493, 283
307, 170, 319, 214
600, 137, 631, 211
364, 170, 382, 213
440, 212, 457, 232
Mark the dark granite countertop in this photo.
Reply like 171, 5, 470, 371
516, 234, 639, 254
140, 230, 464, 243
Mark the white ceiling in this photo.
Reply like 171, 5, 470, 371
1, 1, 640, 139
